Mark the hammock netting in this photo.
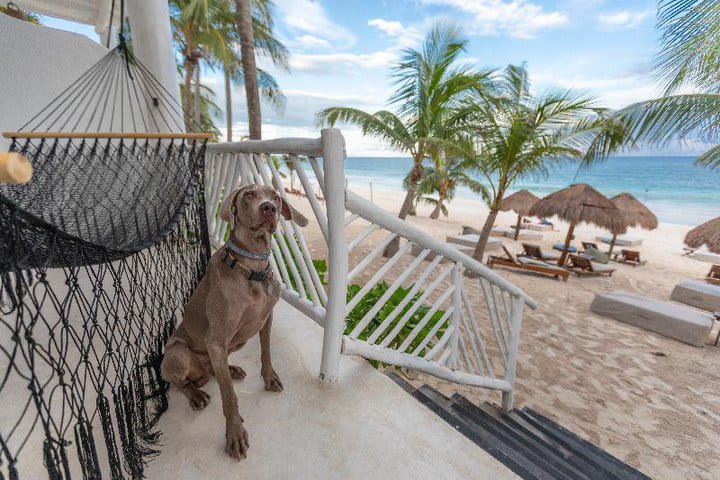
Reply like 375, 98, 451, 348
0, 34, 211, 480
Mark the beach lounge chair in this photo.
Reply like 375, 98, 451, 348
581, 241, 599, 252
596, 235, 643, 247
671, 279, 720, 312
581, 245, 610, 264
613, 249, 645, 266
590, 291, 714, 347
488, 246, 569, 281
520, 243, 561, 262
446, 234, 501, 251
707, 265, 720, 285
505, 228, 543, 241
567, 255, 616, 276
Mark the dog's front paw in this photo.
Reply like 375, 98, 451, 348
189, 389, 210, 410
228, 365, 246, 380
225, 418, 249, 461
262, 368, 283, 392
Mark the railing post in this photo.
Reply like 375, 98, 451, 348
502, 295, 525, 412
319, 128, 348, 382
449, 263, 463, 369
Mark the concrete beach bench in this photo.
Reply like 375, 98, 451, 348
670, 280, 720, 313
590, 291, 714, 347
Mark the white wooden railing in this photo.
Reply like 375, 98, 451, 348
204, 129, 537, 411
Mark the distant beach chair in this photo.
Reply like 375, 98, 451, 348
581, 245, 610, 264
488, 245, 569, 281
567, 255, 616, 277
581, 241, 599, 252
614, 249, 645, 266
520, 243, 561, 262
461, 225, 481, 235
707, 265, 720, 285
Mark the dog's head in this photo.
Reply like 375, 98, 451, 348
220, 184, 308, 247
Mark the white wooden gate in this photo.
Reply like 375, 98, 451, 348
204, 129, 537, 410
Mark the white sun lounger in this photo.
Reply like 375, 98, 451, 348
446, 234, 501, 251
590, 291, 714, 347
670, 279, 720, 313
504, 229, 543, 241
596, 235, 643, 247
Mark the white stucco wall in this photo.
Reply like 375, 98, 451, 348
0, 14, 110, 151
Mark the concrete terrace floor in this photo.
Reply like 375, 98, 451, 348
146, 300, 516, 480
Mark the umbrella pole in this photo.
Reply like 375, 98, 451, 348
558, 223, 575, 266
514, 214, 522, 241
608, 233, 618, 256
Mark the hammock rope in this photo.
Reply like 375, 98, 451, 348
0, 5, 211, 478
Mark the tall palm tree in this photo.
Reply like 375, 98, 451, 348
457, 64, 624, 260
317, 22, 492, 253
235, 0, 262, 139
412, 157, 488, 219
616, 0, 720, 171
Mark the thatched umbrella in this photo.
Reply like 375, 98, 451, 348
500, 189, 539, 241
608, 193, 658, 255
529, 183, 626, 266
685, 217, 720, 254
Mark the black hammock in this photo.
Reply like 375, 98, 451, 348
0, 31, 211, 480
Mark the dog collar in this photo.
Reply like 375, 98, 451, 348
226, 240, 271, 261
221, 248, 274, 283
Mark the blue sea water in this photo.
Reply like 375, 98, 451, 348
341, 156, 720, 226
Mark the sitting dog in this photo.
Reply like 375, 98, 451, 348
161, 183, 308, 460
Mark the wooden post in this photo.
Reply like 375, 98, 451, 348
502, 295, 525, 412
514, 214, 522, 241
319, 128, 348, 382
608, 233, 618, 256
557, 223, 575, 266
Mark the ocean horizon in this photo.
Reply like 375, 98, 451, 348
339, 156, 720, 227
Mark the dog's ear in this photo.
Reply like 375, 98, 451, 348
280, 197, 309, 227
220, 184, 245, 229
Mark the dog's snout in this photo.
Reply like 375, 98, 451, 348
260, 201, 277, 216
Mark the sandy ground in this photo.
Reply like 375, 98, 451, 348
287, 185, 720, 480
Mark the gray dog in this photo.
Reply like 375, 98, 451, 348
161, 183, 308, 460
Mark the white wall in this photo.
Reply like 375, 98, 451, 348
0, 15, 109, 151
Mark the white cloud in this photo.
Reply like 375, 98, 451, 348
420, 0, 568, 39
368, 18, 405, 36
290, 51, 398, 74
368, 17, 424, 48
275, 0, 355, 49
597, 10, 652, 29
294, 35, 332, 50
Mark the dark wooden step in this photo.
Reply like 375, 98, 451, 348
518, 407, 651, 480
448, 395, 586, 480
413, 385, 552, 480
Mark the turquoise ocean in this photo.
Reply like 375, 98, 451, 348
341, 156, 720, 226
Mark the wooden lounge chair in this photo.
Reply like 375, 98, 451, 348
488, 246, 569, 281
520, 243, 561, 262
581, 241, 599, 252
567, 255, 616, 277
707, 265, 720, 286
614, 249, 645, 266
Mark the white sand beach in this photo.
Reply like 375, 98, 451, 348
291, 185, 720, 480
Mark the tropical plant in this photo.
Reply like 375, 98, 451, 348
0, 2, 41, 23
316, 22, 494, 252
179, 81, 222, 140
615, 0, 720, 171
456, 64, 624, 260
411, 157, 488, 219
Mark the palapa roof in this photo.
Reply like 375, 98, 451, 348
610, 193, 658, 230
500, 189, 539, 216
685, 217, 720, 254
528, 183, 627, 234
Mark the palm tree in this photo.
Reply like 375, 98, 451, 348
412, 157, 488, 219
317, 21, 492, 253
204, 0, 288, 141
235, 0, 262, 139
457, 64, 624, 261
616, 0, 720, 171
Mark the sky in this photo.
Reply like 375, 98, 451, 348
41, 0, 708, 156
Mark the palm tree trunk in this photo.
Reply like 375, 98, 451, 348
384, 161, 423, 256
183, 59, 195, 132
472, 208, 499, 262
429, 194, 444, 219
235, 0, 261, 140
225, 65, 233, 142
194, 63, 201, 127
